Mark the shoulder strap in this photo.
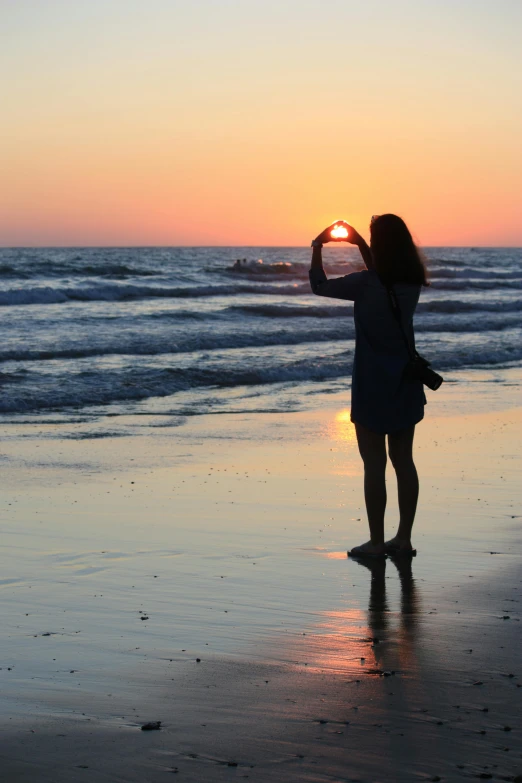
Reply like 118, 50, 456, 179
385, 285, 418, 362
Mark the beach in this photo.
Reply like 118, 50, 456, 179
3, 0, 522, 776
1, 377, 521, 782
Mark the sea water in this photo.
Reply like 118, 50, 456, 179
0, 246, 521, 421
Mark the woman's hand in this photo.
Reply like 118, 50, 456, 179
312, 220, 372, 271
346, 226, 364, 246
313, 221, 361, 245
313, 221, 345, 245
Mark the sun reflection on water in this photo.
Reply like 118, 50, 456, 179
321, 408, 360, 476
322, 408, 357, 448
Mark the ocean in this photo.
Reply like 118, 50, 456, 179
1, 245, 521, 421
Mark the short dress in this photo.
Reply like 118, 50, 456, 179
309, 267, 425, 434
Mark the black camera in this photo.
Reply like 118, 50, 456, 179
404, 355, 444, 391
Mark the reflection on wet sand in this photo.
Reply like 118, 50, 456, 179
355, 555, 421, 677
281, 556, 430, 778
331, 409, 357, 447
305, 556, 421, 677
322, 408, 361, 477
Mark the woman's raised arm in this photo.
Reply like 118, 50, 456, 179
346, 225, 374, 270
309, 222, 365, 301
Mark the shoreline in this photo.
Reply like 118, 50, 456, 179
1, 394, 521, 781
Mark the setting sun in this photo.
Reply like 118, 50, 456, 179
330, 225, 349, 239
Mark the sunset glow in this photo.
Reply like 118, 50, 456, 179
330, 225, 349, 239
334, 409, 357, 444
1, 1, 521, 246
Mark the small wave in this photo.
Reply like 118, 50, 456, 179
432, 279, 522, 291
0, 264, 23, 280
418, 298, 522, 314
230, 299, 522, 318
429, 266, 522, 281
64, 430, 128, 439
0, 262, 161, 280
0, 287, 70, 306
427, 254, 521, 268
0, 281, 311, 307
68, 263, 161, 278
144, 309, 211, 321
0, 358, 354, 413
0, 324, 354, 362
2, 270, 521, 307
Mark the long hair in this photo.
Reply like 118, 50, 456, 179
370, 214, 429, 286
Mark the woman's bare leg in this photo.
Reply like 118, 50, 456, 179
387, 425, 418, 549
351, 422, 387, 555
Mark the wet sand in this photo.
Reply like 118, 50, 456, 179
1, 393, 521, 781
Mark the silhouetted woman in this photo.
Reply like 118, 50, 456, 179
309, 215, 429, 557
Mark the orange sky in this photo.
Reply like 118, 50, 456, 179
1, 1, 521, 246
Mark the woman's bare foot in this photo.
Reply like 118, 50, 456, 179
348, 540, 386, 558
384, 536, 416, 556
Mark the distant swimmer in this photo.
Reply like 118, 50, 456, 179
233, 258, 263, 270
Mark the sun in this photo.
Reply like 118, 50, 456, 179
330, 224, 349, 239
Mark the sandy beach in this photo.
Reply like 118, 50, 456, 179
1, 380, 521, 782
2, 0, 522, 778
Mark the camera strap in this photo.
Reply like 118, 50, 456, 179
382, 279, 444, 390
384, 284, 419, 363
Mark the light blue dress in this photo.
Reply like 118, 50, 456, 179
309, 267, 425, 434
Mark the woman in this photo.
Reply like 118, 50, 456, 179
309, 215, 428, 558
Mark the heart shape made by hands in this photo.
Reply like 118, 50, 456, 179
330, 224, 349, 239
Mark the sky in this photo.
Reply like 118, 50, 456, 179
1, 0, 521, 246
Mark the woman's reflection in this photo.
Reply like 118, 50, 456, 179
353, 554, 420, 674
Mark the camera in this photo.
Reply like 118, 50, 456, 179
404, 355, 444, 391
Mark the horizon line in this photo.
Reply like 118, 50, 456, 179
1, 244, 521, 250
